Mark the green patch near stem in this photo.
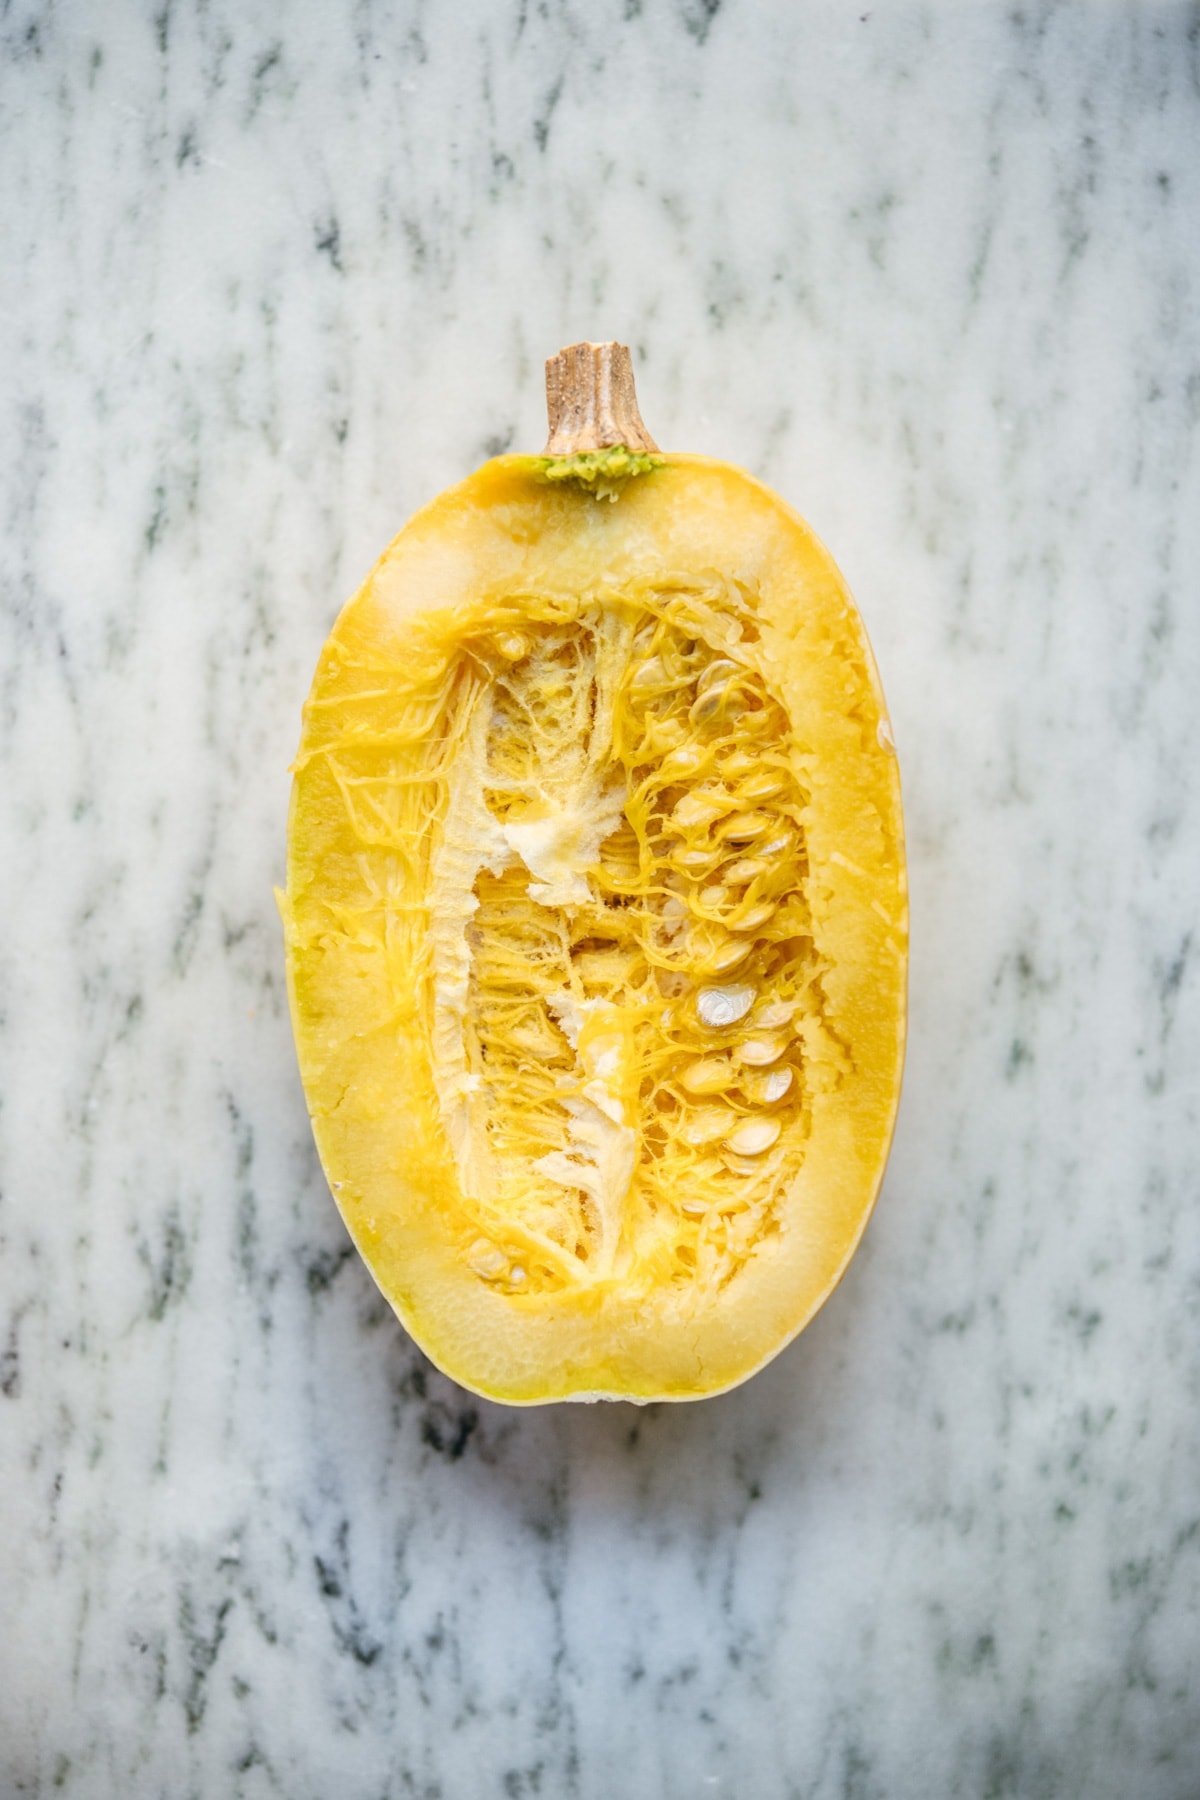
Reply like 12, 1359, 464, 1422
531, 446, 664, 501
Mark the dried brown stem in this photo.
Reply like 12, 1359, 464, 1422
543, 341, 659, 455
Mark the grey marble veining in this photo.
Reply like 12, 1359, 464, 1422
2, 2, 1198, 1795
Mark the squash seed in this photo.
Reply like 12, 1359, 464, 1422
673, 789, 727, 830
683, 1106, 738, 1146
740, 768, 787, 803
743, 1066, 794, 1104
721, 810, 772, 843
731, 900, 776, 934
696, 983, 756, 1028
696, 658, 741, 694
680, 1056, 731, 1096
722, 856, 769, 885
738, 1031, 790, 1065
705, 937, 753, 976
724, 1118, 781, 1156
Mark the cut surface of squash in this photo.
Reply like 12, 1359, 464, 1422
282, 346, 906, 1404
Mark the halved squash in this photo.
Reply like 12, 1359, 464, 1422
281, 342, 906, 1404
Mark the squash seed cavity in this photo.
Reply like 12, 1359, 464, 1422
339, 593, 843, 1299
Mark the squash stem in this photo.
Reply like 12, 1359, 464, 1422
544, 341, 659, 455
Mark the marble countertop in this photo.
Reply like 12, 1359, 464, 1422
3, 3, 1198, 1795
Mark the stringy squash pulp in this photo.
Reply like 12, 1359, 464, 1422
283, 366, 906, 1405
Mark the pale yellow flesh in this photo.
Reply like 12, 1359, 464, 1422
282, 455, 907, 1404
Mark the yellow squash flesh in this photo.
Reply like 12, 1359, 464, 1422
282, 453, 906, 1403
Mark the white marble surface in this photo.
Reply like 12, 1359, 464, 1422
3, 2, 1198, 1794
